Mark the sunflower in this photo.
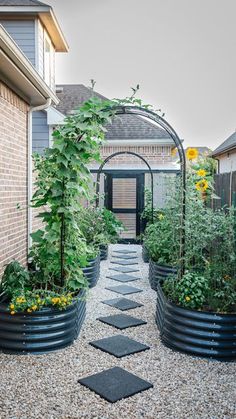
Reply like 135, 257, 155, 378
186, 148, 199, 160
171, 147, 177, 157
197, 169, 206, 177
195, 179, 208, 191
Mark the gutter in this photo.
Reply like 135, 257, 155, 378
28, 98, 52, 251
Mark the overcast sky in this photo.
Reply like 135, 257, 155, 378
48, 0, 236, 149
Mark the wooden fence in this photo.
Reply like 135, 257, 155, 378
211, 171, 236, 209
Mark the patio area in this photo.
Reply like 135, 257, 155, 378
0, 244, 235, 419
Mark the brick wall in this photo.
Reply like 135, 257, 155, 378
0, 82, 29, 277
100, 144, 172, 166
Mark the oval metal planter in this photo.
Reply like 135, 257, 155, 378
149, 260, 177, 291
81, 255, 100, 288
142, 244, 149, 263
0, 289, 86, 355
100, 244, 108, 261
156, 283, 236, 362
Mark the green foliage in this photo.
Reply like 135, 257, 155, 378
78, 206, 123, 252
1, 261, 30, 298
163, 272, 209, 310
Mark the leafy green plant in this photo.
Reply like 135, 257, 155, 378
1, 261, 30, 298
163, 271, 209, 310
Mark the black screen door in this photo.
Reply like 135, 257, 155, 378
105, 173, 144, 241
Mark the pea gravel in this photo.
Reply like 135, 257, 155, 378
0, 244, 235, 419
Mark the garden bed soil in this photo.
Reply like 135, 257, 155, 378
0, 289, 86, 355
156, 282, 236, 362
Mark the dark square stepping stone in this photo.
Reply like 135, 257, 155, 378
111, 259, 138, 266
78, 366, 153, 403
106, 273, 140, 283
89, 335, 150, 358
113, 250, 137, 254
102, 297, 143, 311
110, 266, 139, 273
106, 285, 143, 295
97, 313, 147, 329
113, 254, 138, 260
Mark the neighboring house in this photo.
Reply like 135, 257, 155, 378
54, 84, 180, 239
0, 0, 68, 273
0, 0, 68, 154
212, 132, 236, 173
0, 25, 57, 275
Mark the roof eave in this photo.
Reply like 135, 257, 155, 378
212, 145, 236, 158
0, 6, 69, 52
0, 25, 59, 106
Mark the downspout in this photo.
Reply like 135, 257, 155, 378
28, 98, 52, 252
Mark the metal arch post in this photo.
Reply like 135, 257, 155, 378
95, 151, 154, 223
96, 104, 186, 275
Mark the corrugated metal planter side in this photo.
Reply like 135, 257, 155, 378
0, 290, 86, 355
156, 283, 236, 362
149, 260, 177, 291
100, 244, 108, 261
142, 244, 149, 263
81, 255, 100, 288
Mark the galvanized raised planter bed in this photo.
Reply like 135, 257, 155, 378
149, 260, 177, 291
156, 282, 236, 362
0, 289, 86, 355
100, 244, 108, 261
142, 244, 149, 263
82, 255, 100, 288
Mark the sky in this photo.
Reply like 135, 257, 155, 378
48, 0, 236, 149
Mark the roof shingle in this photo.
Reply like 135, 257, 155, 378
0, 0, 48, 6
212, 132, 236, 156
56, 84, 171, 140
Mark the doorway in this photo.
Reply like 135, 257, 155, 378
105, 173, 145, 242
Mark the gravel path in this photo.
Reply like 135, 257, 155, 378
0, 244, 235, 419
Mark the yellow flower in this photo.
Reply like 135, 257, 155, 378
171, 147, 177, 157
158, 214, 164, 220
10, 304, 15, 310
197, 169, 207, 177
31, 305, 37, 311
27, 308, 32, 313
195, 179, 208, 191
185, 296, 191, 302
186, 148, 199, 161
10, 311, 15, 315
37, 299, 41, 304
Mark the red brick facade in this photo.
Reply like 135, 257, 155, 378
0, 82, 29, 276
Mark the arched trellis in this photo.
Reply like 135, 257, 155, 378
96, 105, 186, 275
95, 150, 154, 223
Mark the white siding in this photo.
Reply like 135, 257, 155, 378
218, 150, 236, 173
37, 19, 44, 77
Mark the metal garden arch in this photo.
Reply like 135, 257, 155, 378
95, 105, 186, 274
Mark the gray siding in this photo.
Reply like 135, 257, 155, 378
32, 111, 49, 154
0, 20, 35, 65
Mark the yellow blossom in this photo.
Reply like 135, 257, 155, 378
197, 169, 207, 177
185, 296, 191, 302
31, 305, 37, 311
195, 179, 208, 192
10, 304, 15, 310
37, 299, 41, 304
186, 148, 199, 161
10, 311, 15, 315
158, 214, 164, 220
27, 308, 32, 313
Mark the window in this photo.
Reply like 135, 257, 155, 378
44, 32, 55, 90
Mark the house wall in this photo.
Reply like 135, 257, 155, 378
101, 144, 172, 166
217, 150, 236, 173
32, 111, 49, 154
0, 82, 28, 277
0, 19, 36, 65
